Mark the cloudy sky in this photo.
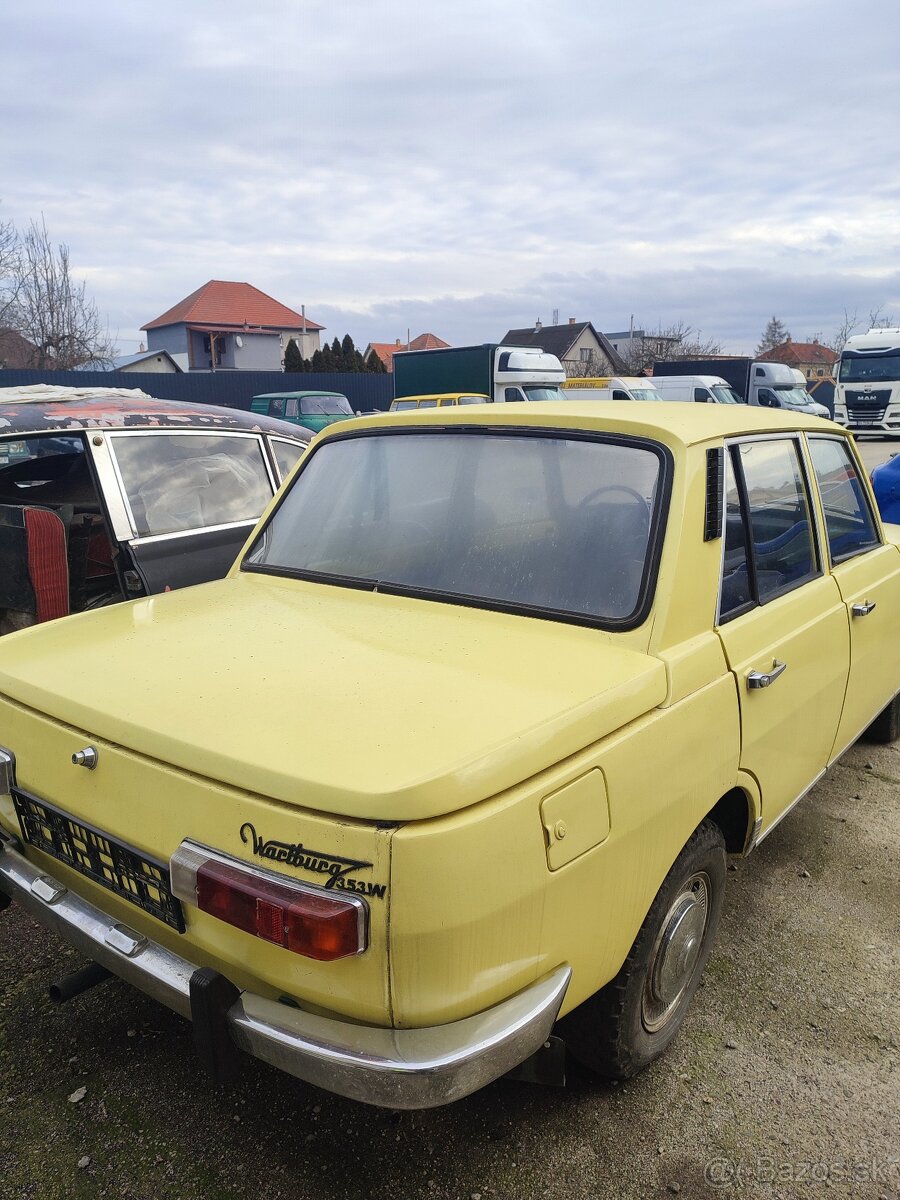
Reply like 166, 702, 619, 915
2, 0, 899, 357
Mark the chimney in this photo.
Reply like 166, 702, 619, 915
569, 317, 576, 325
534, 319, 542, 332
395, 338, 401, 347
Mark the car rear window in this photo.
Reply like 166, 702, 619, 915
244, 430, 666, 625
108, 431, 272, 537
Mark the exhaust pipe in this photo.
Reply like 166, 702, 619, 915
49, 961, 112, 1004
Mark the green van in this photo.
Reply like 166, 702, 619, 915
251, 390, 355, 434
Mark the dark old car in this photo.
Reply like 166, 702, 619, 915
0, 385, 311, 635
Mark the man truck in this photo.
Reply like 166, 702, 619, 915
833, 328, 900, 434
393, 344, 567, 404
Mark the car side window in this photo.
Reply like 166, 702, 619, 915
270, 438, 306, 483
807, 438, 880, 563
737, 439, 819, 602
719, 453, 754, 621
718, 438, 820, 623
285, 398, 299, 419
108, 432, 273, 537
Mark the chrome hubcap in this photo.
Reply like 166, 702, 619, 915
642, 872, 710, 1033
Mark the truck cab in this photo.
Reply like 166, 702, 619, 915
494, 348, 567, 402
834, 328, 900, 433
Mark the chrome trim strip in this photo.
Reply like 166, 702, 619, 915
0, 746, 16, 796
745, 816, 762, 855
127, 520, 258, 548
753, 769, 825, 847
0, 834, 570, 1109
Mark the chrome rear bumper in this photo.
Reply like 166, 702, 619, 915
0, 832, 570, 1108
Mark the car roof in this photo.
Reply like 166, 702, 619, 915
392, 393, 491, 402
330, 399, 842, 450
253, 390, 348, 399
0, 385, 312, 440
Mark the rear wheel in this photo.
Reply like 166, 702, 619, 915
864, 694, 900, 744
560, 819, 726, 1080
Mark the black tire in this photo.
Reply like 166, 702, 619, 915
559, 819, 726, 1081
864, 694, 900, 744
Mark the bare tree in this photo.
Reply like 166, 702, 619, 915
617, 320, 723, 374
0, 215, 21, 332
563, 349, 622, 378
867, 305, 897, 330
12, 217, 114, 369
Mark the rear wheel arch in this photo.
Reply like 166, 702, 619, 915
705, 786, 755, 854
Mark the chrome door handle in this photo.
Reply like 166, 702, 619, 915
747, 660, 788, 690
851, 600, 876, 617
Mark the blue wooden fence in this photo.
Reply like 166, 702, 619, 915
0, 369, 394, 412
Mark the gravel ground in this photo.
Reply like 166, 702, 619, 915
0, 736, 897, 1200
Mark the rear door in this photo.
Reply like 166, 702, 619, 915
93, 429, 278, 594
806, 434, 900, 759
715, 435, 849, 835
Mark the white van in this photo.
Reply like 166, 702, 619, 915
562, 376, 659, 401
650, 375, 742, 404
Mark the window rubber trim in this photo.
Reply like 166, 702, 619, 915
240, 423, 674, 634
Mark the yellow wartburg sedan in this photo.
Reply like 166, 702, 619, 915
0, 402, 897, 1108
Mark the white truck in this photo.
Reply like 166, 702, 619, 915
652, 358, 827, 416
833, 328, 900, 433
393, 344, 566, 404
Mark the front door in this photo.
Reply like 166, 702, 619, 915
716, 436, 850, 835
807, 435, 900, 759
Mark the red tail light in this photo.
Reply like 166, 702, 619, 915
170, 842, 367, 961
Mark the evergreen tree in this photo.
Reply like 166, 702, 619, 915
320, 342, 335, 371
367, 351, 387, 374
283, 338, 305, 372
756, 316, 791, 356
331, 336, 343, 369
310, 348, 325, 371
341, 333, 356, 369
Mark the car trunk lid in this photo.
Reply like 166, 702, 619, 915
0, 573, 667, 822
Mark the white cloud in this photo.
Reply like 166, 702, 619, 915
2, 0, 899, 355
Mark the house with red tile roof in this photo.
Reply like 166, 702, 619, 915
764, 337, 838, 382
142, 280, 324, 372
364, 333, 450, 373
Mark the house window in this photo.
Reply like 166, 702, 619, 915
580, 347, 593, 363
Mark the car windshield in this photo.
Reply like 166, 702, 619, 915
711, 386, 740, 404
839, 353, 900, 383
630, 389, 660, 401
779, 388, 813, 408
244, 431, 664, 624
522, 385, 567, 401
299, 395, 353, 416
